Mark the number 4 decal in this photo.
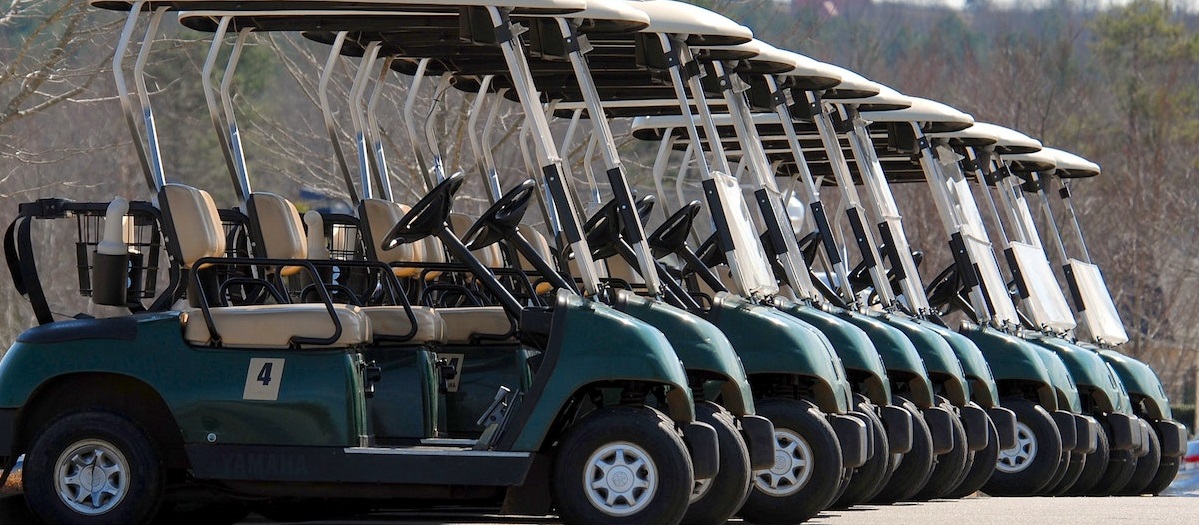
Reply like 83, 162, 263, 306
244, 358, 285, 401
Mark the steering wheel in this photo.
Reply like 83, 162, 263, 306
795, 231, 821, 268
634, 194, 656, 221
695, 233, 726, 267
462, 180, 537, 251
647, 201, 701, 259
382, 173, 465, 250
925, 263, 963, 310
583, 199, 623, 260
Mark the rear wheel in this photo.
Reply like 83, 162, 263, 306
913, 399, 969, 501
833, 398, 890, 508
943, 417, 998, 499
1065, 428, 1109, 496
682, 402, 751, 525
871, 397, 934, 503
1143, 456, 1181, 495
553, 406, 692, 525
24, 411, 164, 525
1119, 428, 1162, 495
983, 399, 1062, 496
739, 398, 842, 525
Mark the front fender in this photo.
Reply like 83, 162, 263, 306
709, 294, 851, 414
962, 326, 1058, 410
1036, 347, 1083, 413
505, 294, 694, 451
777, 301, 892, 407
614, 291, 754, 416
920, 322, 999, 408
1096, 349, 1172, 420
1027, 335, 1131, 414
877, 315, 970, 408
839, 311, 935, 408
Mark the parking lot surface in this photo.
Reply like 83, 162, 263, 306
4, 493, 1198, 525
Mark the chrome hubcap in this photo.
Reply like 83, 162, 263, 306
754, 428, 813, 497
997, 421, 1038, 474
583, 442, 658, 516
54, 439, 129, 516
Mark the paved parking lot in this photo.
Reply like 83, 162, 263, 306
3, 492, 1198, 524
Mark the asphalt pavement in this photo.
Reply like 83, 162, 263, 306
3, 493, 1198, 524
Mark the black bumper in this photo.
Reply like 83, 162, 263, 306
738, 415, 776, 471
0, 408, 15, 461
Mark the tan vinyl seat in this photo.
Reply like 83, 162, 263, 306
437, 306, 515, 344
604, 255, 645, 286
517, 224, 554, 272
362, 306, 447, 343
161, 184, 371, 348
247, 192, 307, 276
360, 198, 423, 278
449, 213, 506, 268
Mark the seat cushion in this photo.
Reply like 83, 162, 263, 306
437, 306, 514, 343
362, 306, 447, 344
184, 304, 371, 348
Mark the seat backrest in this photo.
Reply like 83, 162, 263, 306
605, 255, 645, 285
517, 224, 554, 271
248, 192, 306, 259
448, 213, 505, 268
360, 198, 421, 264
160, 184, 225, 270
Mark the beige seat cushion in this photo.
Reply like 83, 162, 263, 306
361, 199, 422, 278
517, 224, 554, 272
605, 256, 645, 285
361, 306, 447, 344
184, 304, 371, 348
448, 213, 505, 268
160, 184, 225, 270
437, 306, 514, 343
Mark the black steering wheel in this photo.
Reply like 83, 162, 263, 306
583, 199, 623, 260
925, 263, 963, 310
634, 194, 656, 221
796, 231, 822, 268
647, 201, 701, 259
462, 180, 537, 251
382, 173, 465, 250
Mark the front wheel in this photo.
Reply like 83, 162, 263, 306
1118, 427, 1162, 495
943, 416, 999, 499
24, 411, 164, 525
833, 397, 890, 507
682, 402, 751, 525
552, 406, 692, 525
871, 397, 934, 503
983, 399, 1063, 496
912, 399, 969, 500
739, 398, 843, 525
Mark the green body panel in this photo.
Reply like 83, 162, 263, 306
617, 291, 754, 415
838, 311, 935, 408
708, 294, 851, 414
1035, 346, 1082, 413
1097, 348, 1172, 420
776, 300, 892, 407
363, 347, 437, 439
440, 346, 536, 436
962, 326, 1060, 410
918, 322, 999, 408
1026, 335, 1132, 415
506, 294, 693, 451
876, 315, 970, 407
0, 312, 364, 447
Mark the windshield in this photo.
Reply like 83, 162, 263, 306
1009, 241, 1076, 332
1068, 259, 1130, 345
710, 171, 779, 296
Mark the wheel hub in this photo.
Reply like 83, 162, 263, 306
996, 421, 1038, 474
754, 428, 814, 497
583, 442, 658, 517
54, 439, 130, 516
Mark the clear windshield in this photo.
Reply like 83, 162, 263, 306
1009, 241, 1076, 332
1068, 259, 1130, 345
963, 233, 1020, 325
711, 171, 779, 296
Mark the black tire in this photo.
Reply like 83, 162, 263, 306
1035, 448, 1071, 496
682, 402, 751, 525
1065, 427, 1109, 496
982, 399, 1063, 496
943, 417, 999, 499
871, 397, 935, 503
153, 501, 251, 525
1143, 455, 1181, 495
833, 398, 890, 508
1044, 452, 1086, 496
1092, 449, 1138, 496
24, 411, 164, 525
913, 400, 969, 501
1119, 427, 1162, 495
739, 398, 843, 525
553, 406, 692, 525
